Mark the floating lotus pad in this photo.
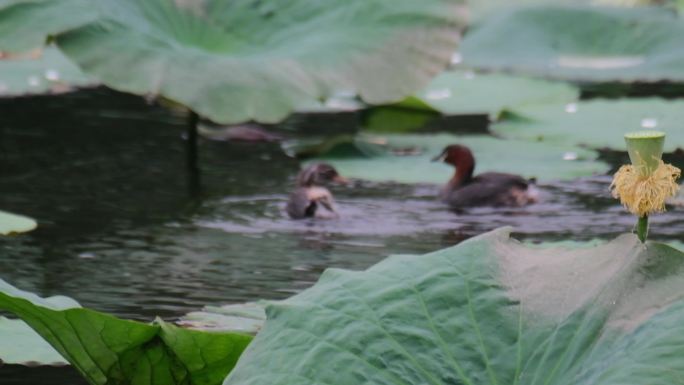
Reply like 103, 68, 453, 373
398, 70, 579, 116
0, 210, 37, 235
0, 46, 95, 97
461, 5, 684, 83
307, 133, 607, 184
363, 70, 578, 134
491, 98, 684, 151
0, 0, 465, 124
224, 228, 684, 385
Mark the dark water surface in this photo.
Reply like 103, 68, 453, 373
1, 89, 683, 383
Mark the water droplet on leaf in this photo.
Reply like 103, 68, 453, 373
426, 88, 451, 100
27, 75, 40, 87
45, 69, 60, 81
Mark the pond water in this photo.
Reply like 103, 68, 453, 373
1, 89, 683, 384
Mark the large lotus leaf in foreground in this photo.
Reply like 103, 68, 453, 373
225, 228, 684, 385
491, 98, 684, 151
461, 5, 684, 83
0, 301, 264, 367
466, 0, 662, 23
14, 0, 465, 124
0, 46, 95, 97
307, 133, 607, 183
0, 279, 252, 385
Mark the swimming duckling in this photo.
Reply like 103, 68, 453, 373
286, 163, 347, 219
433, 144, 538, 208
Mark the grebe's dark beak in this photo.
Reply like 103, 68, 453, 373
431, 151, 446, 162
332, 175, 350, 185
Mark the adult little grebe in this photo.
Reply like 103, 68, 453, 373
286, 163, 348, 219
433, 144, 538, 208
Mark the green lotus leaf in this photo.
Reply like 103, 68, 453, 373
491, 98, 684, 151
677, 0, 684, 13
0, 0, 97, 53
0, 301, 263, 367
361, 105, 442, 133
282, 135, 386, 159
0, 46, 96, 96
461, 5, 684, 83
307, 133, 607, 183
225, 227, 684, 385
0, 210, 37, 235
0, 278, 252, 385
396, 70, 579, 117
13, 0, 465, 124
468, 0, 665, 22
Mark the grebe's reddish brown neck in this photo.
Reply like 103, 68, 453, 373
434, 144, 475, 186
